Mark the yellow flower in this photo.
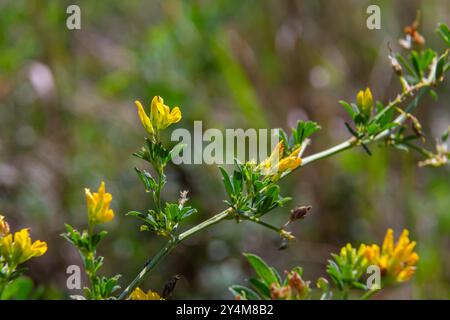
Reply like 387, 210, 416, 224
85, 181, 115, 226
356, 87, 373, 117
134, 96, 182, 135
258, 142, 302, 176
129, 287, 163, 300
0, 215, 10, 237
0, 228, 47, 266
364, 229, 419, 283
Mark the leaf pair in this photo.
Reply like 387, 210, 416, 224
128, 203, 197, 238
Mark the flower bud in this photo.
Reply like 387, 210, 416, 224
0, 215, 10, 237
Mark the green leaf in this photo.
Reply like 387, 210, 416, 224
295, 120, 321, 144
429, 89, 439, 101
420, 49, 436, 71
229, 285, 260, 300
1, 277, 34, 300
219, 167, 234, 199
134, 168, 156, 192
249, 278, 271, 299
435, 51, 448, 82
169, 143, 186, 161
437, 23, 450, 47
243, 253, 280, 287
277, 129, 289, 148
232, 171, 243, 194
396, 53, 417, 79
271, 267, 282, 284
339, 100, 358, 118
410, 51, 423, 78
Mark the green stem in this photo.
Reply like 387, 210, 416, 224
118, 208, 232, 299
83, 251, 99, 300
360, 288, 380, 300
178, 208, 232, 241
342, 285, 350, 300
245, 216, 283, 234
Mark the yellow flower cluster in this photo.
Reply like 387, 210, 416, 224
129, 287, 163, 300
0, 219, 47, 266
85, 181, 115, 226
134, 96, 182, 136
364, 229, 419, 283
258, 142, 302, 176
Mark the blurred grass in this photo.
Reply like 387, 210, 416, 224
0, 0, 449, 299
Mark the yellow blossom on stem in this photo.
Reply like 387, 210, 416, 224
85, 181, 115, 227
278, 147, 302, 172
356, 87, 374, 117
129, 287, 163, 300
134, 96, 182, 136
0, 228, 47, 266
364, 228, 419, 283
258, 142, 302, 176
0, 215, 10, 237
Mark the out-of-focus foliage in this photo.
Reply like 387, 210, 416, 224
231, 228, 419, 300
0, 0, 449, 299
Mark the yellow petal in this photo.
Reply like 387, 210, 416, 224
130, 287, 162, 300
168, 107, 182, 124
277, 157, 301, 173
130, 287, 146, 300
356, 90, 364, 109
86, 182, 115, 226
363, 88, 373, 110
0, 215, 10, 236
30, 240, 48, 257
382, 228, 394, 255
135, 100, 154, 135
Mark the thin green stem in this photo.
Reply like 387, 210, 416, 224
245, 216, 283, 234
118, 240, 176, 300
342, 286, 350, 300
118, 208, 232, 299
360, 288, 380, 300
178, 208, 232, 241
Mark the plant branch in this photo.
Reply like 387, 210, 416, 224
118, 208, 232, 299
295, 82, 430, 170
119, 77, 433, 300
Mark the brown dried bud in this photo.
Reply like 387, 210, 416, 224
0, 215, 10, 237
162, 275, 181, 299
404, 25, 425, 47
389, 54, 403, 76
401, 12, 425, 49
289, 205, 312, 222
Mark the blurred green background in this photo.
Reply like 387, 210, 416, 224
0, 0, 449, 299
